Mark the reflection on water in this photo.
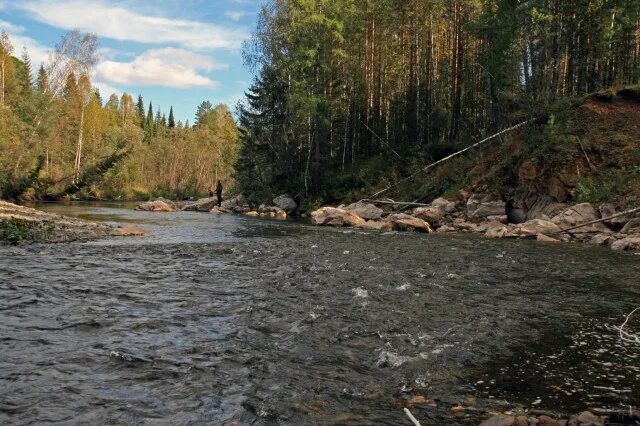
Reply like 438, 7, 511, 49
1, 204, 639, 424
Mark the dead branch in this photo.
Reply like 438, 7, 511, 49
619, 307, 640, 345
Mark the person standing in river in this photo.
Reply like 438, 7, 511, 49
215, 180, 223, 207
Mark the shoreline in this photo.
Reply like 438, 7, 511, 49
0, 201, 145, 243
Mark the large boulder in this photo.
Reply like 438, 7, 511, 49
221, 194, 251, 213
508, 219, 561, 237
413, 206, 444, 228
135, 199, 176, 212
466, 194, 506, 221
621, 218, 640, 235
182, 197, 218, 212
311, 207, 365, 227
430, 197, 458, 214
387, 213, 432, 233
611, 236, 640, 251
272, 194, 297, 213
551, 203, 608, 233
344, 201, 384, 220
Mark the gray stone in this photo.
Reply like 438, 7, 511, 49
621, 218, 640, 234
467, 193, 506, 220
272, 194, 297, 213
344, 201, 384, 220
387, 213, 433, 232
413, 206, 444, 227
182, 197, 218, 212
611, 236, 640, 251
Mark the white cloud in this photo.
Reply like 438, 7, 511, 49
93, 80, 121, 99
225, 11, 246, 21
0, 20, 50, 67
95, 47, 227, 88
17, 0, 249, 50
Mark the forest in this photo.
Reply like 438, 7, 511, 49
236, 0, 640, 206
0, 30, 238, 201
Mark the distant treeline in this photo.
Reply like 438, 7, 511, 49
0, 30, 238, 201
236, 0, 640, 204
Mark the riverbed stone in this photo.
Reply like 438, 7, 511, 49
621, 218, 640, 234
569, 411, 604, 426
356, 220, 394, 232
452, 217, 478, 231
588, 233, 614, 246
467, 194, 506, 221
245, 211, 259, 217
273, 194, 297, 213
431, 197, 458, 214
480, 414, 515, 426
611, 236, 640, 251
135, 199, 176, 212
387, 213, 432, 233
221, 194, 250, 213
111, 225, 147, 237
485, 225, 508, 238
537, 234, 560, 243
436, 225, 456, 233
311, 207, 366, 227
551, 203, 607, 233
413, 206, 444, 227
182, 197, 218, 212
344, 201, 384, 220
508, 219, 561, 237
538, 415, 560, 426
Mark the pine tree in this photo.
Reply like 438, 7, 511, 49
37, 64, 48, 94
168, 106, 175, 128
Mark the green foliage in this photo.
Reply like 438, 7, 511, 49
0, 219, 52, 244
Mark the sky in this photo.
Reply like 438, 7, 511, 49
0, 0, 265, 123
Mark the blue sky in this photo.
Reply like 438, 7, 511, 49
0, 0, 265, 123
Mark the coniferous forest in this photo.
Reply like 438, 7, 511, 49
0, 31, 238, 201
236, 0, 640, 204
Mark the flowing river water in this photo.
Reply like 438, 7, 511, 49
1, 203, 639, 425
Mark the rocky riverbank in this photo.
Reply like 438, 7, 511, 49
308, 192, 640, 253
0, 201, 145, 243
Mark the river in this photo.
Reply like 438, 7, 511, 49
1, 203, 639, 425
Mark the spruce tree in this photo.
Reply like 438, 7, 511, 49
36, 65, 48, 94
146, 102, 154, 131
168, 106, 175, 128
136, 95, 145, 127
19, 47, 33, 95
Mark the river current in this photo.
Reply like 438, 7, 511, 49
1, 203, 639, 425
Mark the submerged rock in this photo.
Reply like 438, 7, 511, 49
311, 207, 365, 227
485, 225, 508, 238
344, 201, 384, 220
